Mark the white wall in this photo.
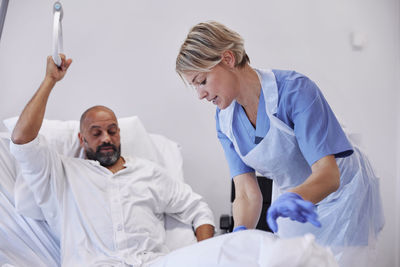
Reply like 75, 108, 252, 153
0, 0, 398, 266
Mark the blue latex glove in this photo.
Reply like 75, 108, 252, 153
267, 192, 321, 233
232, 225, 247, 232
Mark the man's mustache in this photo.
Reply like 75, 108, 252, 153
96, 143, 117, 153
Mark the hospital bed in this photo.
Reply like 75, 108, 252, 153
0, 116, 338, 267
0, 116, 198, 266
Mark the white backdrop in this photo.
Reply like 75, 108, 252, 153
0, 0, 399, 266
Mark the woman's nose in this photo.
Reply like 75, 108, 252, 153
197, 88, 208, 100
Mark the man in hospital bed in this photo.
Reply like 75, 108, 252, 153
7, 54, 339, 267
9, 54, 215, 266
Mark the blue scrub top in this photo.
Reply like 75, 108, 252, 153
216, 69, 353, 179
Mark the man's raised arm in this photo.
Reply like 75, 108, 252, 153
11, 54, 72, 144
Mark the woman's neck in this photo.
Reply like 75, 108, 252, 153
235, 64, 261, 127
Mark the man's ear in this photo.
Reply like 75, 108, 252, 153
221, 50, 236, 68
78, 132, 84, 148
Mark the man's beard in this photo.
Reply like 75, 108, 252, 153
86, 143, 121, 167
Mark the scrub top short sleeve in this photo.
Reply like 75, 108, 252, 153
275, 71, 353, 165
216, 110, 254, 178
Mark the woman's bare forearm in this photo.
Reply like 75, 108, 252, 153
289, 155, 340, 204
232, 172, 263, 229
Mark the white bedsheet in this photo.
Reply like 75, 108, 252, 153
150, 230, 338, 267
0, 134, 60, 267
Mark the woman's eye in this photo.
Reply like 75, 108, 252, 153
200, 79, 206, 85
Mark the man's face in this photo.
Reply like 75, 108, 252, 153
78, 109, 121, 167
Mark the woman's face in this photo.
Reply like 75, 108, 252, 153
183, 63, 239, 110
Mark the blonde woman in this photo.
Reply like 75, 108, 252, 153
176, 21, 384, 266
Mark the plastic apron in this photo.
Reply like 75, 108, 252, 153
218, 69, 384, 267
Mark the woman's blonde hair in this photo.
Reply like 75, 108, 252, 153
176, 21, 250, 76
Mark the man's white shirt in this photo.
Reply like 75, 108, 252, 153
10, 135, 214, 267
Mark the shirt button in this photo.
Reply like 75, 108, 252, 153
117, 224, 123, 231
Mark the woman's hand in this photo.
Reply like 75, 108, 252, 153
266, 192, 321, 232
266, 155, 340, 232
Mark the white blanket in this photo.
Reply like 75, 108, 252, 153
0, 134, 60, 266
150, 230, 338, 267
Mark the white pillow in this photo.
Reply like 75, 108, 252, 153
149, 133, 184, 181
3, 116, 163, 164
